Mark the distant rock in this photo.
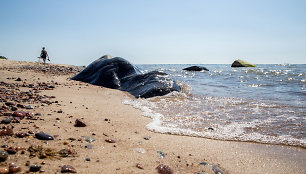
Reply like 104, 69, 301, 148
183, 66, 209, 71
72, 55, 181, 98
231, 59, 256, 67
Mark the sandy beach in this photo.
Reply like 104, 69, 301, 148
0, 59, 305, 174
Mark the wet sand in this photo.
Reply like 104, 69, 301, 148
0, 59, 305, 173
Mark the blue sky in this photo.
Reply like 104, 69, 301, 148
0, 0, 305, 65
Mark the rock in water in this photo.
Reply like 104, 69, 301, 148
231, 59, 257, 67
183, 66, 209, 71
72, 55, 181, 98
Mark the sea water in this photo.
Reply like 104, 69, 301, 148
123, 64, 305, 147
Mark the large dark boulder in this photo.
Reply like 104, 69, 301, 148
183, 66, 209, 71
72, 55, 181, 98
231, 59, 256, 67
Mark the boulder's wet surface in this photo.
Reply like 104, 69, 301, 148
72, 56, 181, 98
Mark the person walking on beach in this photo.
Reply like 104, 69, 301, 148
40, 47, 50, 64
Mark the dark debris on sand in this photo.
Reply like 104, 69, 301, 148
0, 79, 79, 173
0, 63, 84, 76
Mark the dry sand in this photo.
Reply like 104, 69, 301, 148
0, 59, 305, 174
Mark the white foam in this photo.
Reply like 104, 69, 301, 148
122, 95, 306, 148
122, 98, 163, 119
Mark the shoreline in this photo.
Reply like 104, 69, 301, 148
0, 59, 305, 173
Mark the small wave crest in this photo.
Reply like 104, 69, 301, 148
122, 91, 306, 148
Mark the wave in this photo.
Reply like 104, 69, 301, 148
125, 64, 306, 148
123, 91, 306, 148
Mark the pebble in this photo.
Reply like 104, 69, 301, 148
1, 118, 11, 124
35, 132, 54, 140
212, 165, 225, 174
133, 148, 146, 154
13, 111, 27, 118
0, 151, 8, 162
12, 116, 21, 123
85, 158, 91, 161
29, 165, 41, 172
28, 130, 34, 134
199, 162, 209, 166
5, 147, 17, 154
3, 112, 12, 116
61, 165, 77, 173
16, 104, 25, 108
136, 163, 144, 170
83, 136, 95, 143
144, 136, 151, 140
74, 119, 86, 127
0, 126, 14, 136
0, 167, 9, 174
85, 144, 93, 149
10, 106, 18, 111
25, 161, 30, 166
8, 163, 21, 173
157, 151, 166, 158
5, 102, 14, 106
15, 132, 28, 138
26, 105, 34, 109
156, 164, 174, 174
68, 137, 76, 141
105, 139, 116, 143
26, 112, 34, 117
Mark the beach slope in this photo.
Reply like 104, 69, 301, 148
0, 59, 305, 173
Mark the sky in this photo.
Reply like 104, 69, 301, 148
0, 0, 305, 65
